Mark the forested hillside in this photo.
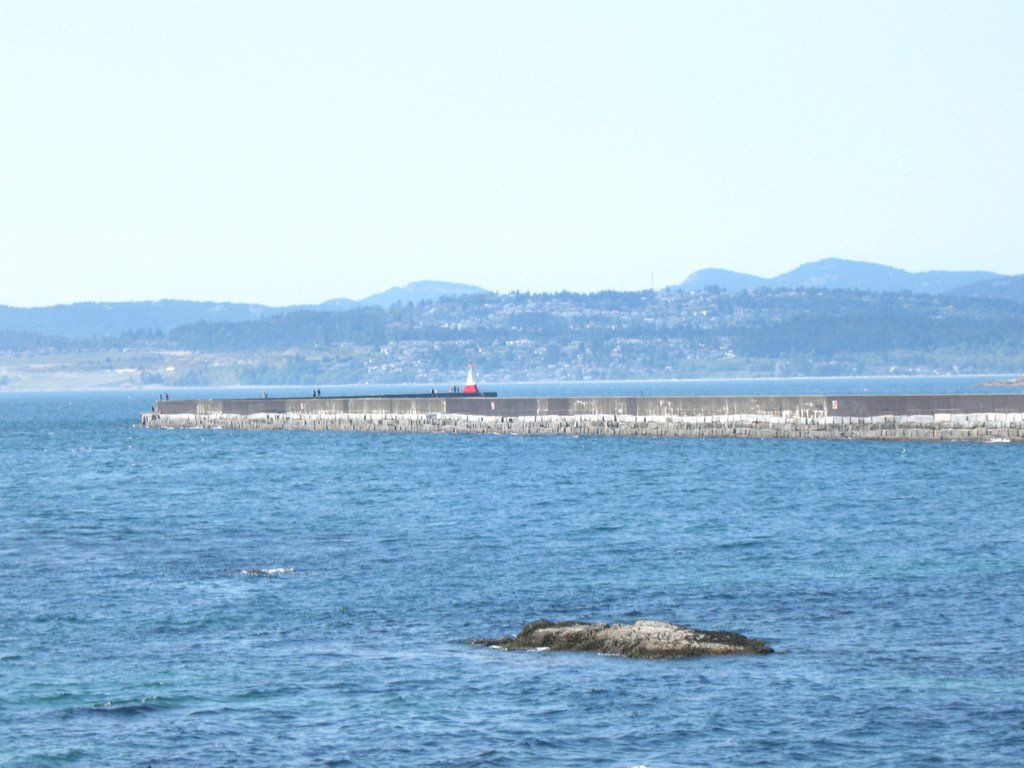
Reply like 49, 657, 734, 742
2, 286, 1022, 388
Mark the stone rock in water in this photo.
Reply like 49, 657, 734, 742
474, 619, 773, 659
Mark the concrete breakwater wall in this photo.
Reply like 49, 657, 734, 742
142, 394, 1024, 441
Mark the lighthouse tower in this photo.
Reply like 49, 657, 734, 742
463, 362, 479, 395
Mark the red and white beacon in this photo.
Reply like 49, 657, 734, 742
463, 362, 480, 395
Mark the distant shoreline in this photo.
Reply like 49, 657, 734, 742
3, 372, 1024, 394
2, 371, 1024, 394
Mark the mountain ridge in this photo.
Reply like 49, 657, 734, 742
0, 281, 488, 338
3, 263, 1022, 342
676, 258, 1006, 294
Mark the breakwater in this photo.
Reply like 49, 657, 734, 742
141, 393, 1024, 441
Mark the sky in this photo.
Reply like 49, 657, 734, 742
1, 1, 1022, 307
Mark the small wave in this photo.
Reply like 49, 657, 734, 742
241, 567, 295, 576
79, 698, 165, 717
717, 539, 767, 550
24, 748, 89, 763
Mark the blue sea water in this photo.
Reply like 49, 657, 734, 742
2, 378, 1023, 766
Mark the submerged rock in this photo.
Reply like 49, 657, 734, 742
474, 619, 773, 659
980, 376, 1024, 387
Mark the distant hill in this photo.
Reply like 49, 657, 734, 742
356, 281, 488, 306
677, 258, 1004, 294
0, 299, 284, 339
5, 283, 1024, 385
0, 281, 490, 340
675, 268, 768, 292
315, 298, 358, 312
949, 275, 1024, 303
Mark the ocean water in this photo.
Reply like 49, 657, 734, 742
2, 379, 1023, 766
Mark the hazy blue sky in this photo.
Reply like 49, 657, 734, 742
1, 1, 1021, 307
